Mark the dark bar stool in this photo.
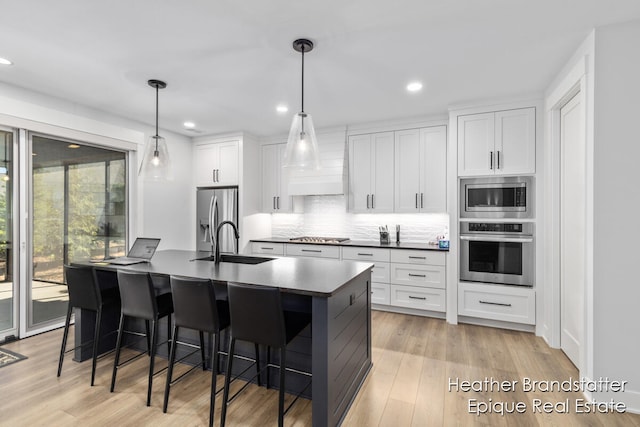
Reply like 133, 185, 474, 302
110, 270, 173, 407
162, 276, 230, 426
221, 282, 312, 427
57, 265, 120, 386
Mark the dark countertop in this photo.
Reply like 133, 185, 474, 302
89, 249, 373, 298
251, 237, 449, 252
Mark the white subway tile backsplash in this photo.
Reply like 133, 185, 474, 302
271, 195, 449, 243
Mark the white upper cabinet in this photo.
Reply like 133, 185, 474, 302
348, 132, 394, 212
458, 107, 535, 176
261, 143, 291, 213
394, 126, 447, 213
195, 140, 239, 186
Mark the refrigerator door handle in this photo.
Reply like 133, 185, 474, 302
208, 194, 218, 253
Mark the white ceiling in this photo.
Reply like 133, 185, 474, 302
1, 1, 640, 138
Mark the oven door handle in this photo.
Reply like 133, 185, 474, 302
460, 235, 533, 243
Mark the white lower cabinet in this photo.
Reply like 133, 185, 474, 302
371, 283, 391, 305
251, 242, 284, 256
391, 285, 446, 311
458, 282, 535, 325
285, 244, 340, 259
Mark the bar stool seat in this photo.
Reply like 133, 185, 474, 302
221, 282, 312, 427
110, 270, 173, 407
57, 265, 120, 386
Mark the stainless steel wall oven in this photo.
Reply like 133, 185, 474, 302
460, 176, 533, 219
460, 222, 534, 287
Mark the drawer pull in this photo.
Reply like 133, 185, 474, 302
408, 256, 426, 260
409, 296, 427, 300
260, 247, 274, 250
408, 274, 426, 278
479, 300, 512, 307
357, 253, 373, 256
301, 249, 322, 253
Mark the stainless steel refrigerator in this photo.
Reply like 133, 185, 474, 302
196, 187, 239, 254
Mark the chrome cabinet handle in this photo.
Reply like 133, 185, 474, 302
276, 196, 280, 209
301, 249, 322, 253
366, 194, 370, 209
371, 194, 375, 209
212, 170, 216, 182
490, 151, 494, 170
420, 193, 424, 208
409, 296, 427, 300
497, 151, 501, 169
357, 253, 373, 256
260, 247, 274, 250
409, 256, 426, 260
415, 193, 418, 208
408, 273, 426, 278
273, 196, 276, 210
479, 300, 512, 307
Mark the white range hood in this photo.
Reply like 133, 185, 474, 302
286, 129, 347, 196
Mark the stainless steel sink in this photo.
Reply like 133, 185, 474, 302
193, 254, 274, 264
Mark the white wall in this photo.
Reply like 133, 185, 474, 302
591, 19, 640, 411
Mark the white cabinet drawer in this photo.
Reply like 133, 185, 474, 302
371, 262, 390, 283
390, 264, 445, 289
285, 244, 341, 259
391, 285, 445, 312
251, 242, 285, 256
371, 282, 390, 305
458, 282, 535, 325
390, 250, 445, 266
342, 247, 390, 263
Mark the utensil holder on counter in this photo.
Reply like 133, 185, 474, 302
379, 231, 390, 245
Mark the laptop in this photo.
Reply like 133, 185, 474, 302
105, 238, 161, 265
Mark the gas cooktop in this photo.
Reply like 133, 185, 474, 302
289, 236, 350, 244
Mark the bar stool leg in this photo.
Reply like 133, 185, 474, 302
199, 331, 206, 371
146, 320, 158, 406
255, 343, 261, 386
57, 305, 73, 377
91, 307, 102, 386
278, 347, 286, 427
163, 324, 179, 413
110, 313, 126, 392
209, 332, 220, 427
145, 320, 151, 355
220, 337, 236, 427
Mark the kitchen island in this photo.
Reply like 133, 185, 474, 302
81, 250, 373, 427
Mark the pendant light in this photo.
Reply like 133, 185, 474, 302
139, 79, 173, 181
283, 38, 321, 171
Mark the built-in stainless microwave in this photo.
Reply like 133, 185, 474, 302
460, 176, 533, 219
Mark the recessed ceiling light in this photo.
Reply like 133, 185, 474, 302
406, 81, 423, 92
68, 144, 81, 149
183, 121, 196, 129
276, 105, 288, 114
0, 57, 12, 66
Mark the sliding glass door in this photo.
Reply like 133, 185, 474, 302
27, 134, 127, 332
0, 128, 16, 341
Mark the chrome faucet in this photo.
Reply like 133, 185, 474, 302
214, 220, 240, 264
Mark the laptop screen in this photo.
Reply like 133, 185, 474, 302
127, 238, 161, 259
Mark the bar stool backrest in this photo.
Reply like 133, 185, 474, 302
64, 265, 101, 311
170, 276, 221, 333
117, 270, 157, 320
227, 282, 286, 348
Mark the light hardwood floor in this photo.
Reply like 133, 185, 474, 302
1, 310, 638, 426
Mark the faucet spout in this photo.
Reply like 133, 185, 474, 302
214, 220, 240, 264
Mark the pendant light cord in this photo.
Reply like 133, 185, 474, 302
155, 85, 159, 151
301, 45, 305, 113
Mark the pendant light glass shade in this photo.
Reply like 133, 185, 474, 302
283, 112, 320, 170
139, 79, 173, 181
283, 38, 321, 171
139, 135, 172, 180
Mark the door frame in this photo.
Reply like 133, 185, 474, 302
543, 52, 594, 379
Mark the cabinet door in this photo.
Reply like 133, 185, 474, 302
371, 132, 394, 212
348, 134, 373, 212
394, 129, 421, 212
494, 107, 535, 175
195, 144, 219, 186
420, 126, 447, 212
261, 144, 279, 212
276, 144, 291, 212
216, 141, 239, 186
457, 112, 495, 176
